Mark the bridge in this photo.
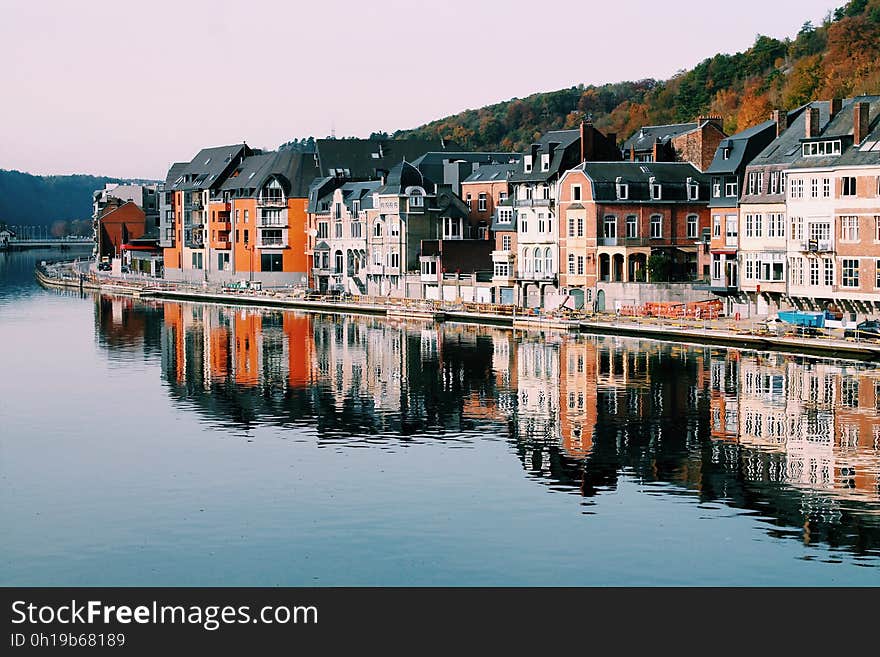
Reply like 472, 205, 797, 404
1, 238, 94, 250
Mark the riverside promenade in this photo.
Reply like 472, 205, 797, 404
35, 260, 880, 361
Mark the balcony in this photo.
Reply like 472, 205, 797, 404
599, 237, 652, 247
189, 198, 204, 210
257, 196, 286, 208
259, 218, 287, 228
214, 240, 231, 250
492, 249, 515, 262
514, 198, 554, 208
516, 272, 557, 282
800, 239, 833, 253
259, 237, 288, 248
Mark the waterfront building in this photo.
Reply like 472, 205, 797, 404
95, 199, 147, 262
157, 162, 187, 252
557, 161, 710, 311
93, 181, 159, 260
703, 120, 777, 314
509, 123, 619, 308
737, 103, 827, 315
219, 150, 318, 286
621, 116, 726, 171
784, 96, 880, 317
162, 144, 253, 282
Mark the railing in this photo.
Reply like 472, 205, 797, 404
514, 198, 553, 207
800, 239, 833, 252
259, 238, 287, 247
516, 272, 556, 281
257, 196, 286, 207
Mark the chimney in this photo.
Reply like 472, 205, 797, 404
652, 139, 660, 162
805, 107, 820, 139
830, 98, 843, 120
854, 101, 870, 145
579, 121, 586, 162
580, 122, 594, 162
771, 109, 789, 138
698, 115, 723, 131
629, 145, 635, 161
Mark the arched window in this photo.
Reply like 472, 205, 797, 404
263, 178, 284, 204
410, 188, 424, 208
522, 247, 530, 273
544, 247, 552, 274
534, 247, 542, 273
374, 221, 383, 237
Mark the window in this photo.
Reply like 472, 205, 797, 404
842, 176, 857, 197
544, 247, 552, 274
747, 172, 759, 195
390, 223, 400, 237
713, 215, 721, 237
568, 253, 575, 274
802, 140, 842, 157
244, 210, 249, 224
615, 178, 628, 200
745, 214, 754, 238
841, 216, 859, 242
687, 178, 699, 200
876, 260, 880, 288
754, 214, 763, 237
335, 222, 342, 238
725, 216, 738, 244
520, 217, 527, 233
478, 193, 487, 212
603, 216, 617, 239
650, 215, 662, 239
712, 177, 721, 198
217, 252, 230, 271
824, 258, 834, 287
499, 192, 508, 203
373, 221, 382, 237
725, 180, 738, 197
811, 178, 819, 198
626, 215, 638, 239
409, 189, 424, 207
842, 259, 859, 287
577, 256, 584, 275
542, 185, 550, 200
191, 252, 203, 269
768, 213, 785, 238
789, 257, 803, 286
769, 171, 779, 194
791, 216, 803, 241
790, 179, 804, 199
809, 222, 830, 242
577, 217, 583, 237
465, 194, 472, 210
687, 215, 698, 239
809, 258, 819, 286
243, 229, 249, 245
390, 252, 399, 269
876, 216, 880, 241
494, 262, 509, 277
568, 217, 576, 237
572, 185, 581, 201
443, 217, 461, 239
522, 247, 531, 273
523, 156, 532, 173
712, 255, 721, 281
650, 178, 661, 200
235, 209, 240, 223
533, 247, 542, 273
822, 178, 831, 198
502, 235, 511, 250
541, 153, 550, 171
261, 228, 282, 246
537, 214, 545, 233
351, 222, 362, 238
261, 253, 283, 272
318, 222, 328, 239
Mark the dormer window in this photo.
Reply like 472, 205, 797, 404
649, 177, 661, 200
802, 140, 842, 157
687, 177, 699, 200
409, 188, 424, 207
722, 146, 731, 160
524, 155, 533, 173
615, 177, 628, 200
541, 153, 550, 172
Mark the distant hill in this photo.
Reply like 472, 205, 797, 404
391, 0, 880, 150
0, 169, 153, 228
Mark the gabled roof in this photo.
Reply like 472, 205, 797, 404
376, 160, 434, 195
575, 161, 709, 203
314, 138, 456, 179
510, 129, 582, 183
220, 151, 321, 198
746, 103, 824, 167
621, 122, 699, 152
163, 162, 188, 188
169, 144, 251, 192
220, 153, 275, 194
705, 120, 777, 175
789, 96, 880, 169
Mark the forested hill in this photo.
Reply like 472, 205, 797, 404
394, 0, 880, 150
0, 169, 144, 228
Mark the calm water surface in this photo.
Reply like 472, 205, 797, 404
1, 248, 879, 585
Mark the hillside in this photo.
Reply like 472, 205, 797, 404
395, 0, 880, 150
0, 169, 147, 229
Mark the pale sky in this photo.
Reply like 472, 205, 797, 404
0, 0, 841, 179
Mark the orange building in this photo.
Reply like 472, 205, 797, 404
96, 200, 146, 260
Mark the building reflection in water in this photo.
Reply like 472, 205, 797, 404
95, 296, 880, 558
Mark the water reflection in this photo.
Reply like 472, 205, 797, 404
94, 296, 880, 561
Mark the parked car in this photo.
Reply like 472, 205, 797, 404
844, 320, 880, 339
97, 262, 111, 271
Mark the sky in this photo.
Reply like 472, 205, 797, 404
0, 0, 843, 179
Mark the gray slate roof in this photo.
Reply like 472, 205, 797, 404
576, 161, 709, 202
314, 138, 456, 179
509, 129, 582, 183
462, 163, 517, 183
621, 122, 698, 152
169, 144, 251, 192
705, 120, 777, 175
789, 96, 880, 169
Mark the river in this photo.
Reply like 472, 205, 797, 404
1, 248, 879, 585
